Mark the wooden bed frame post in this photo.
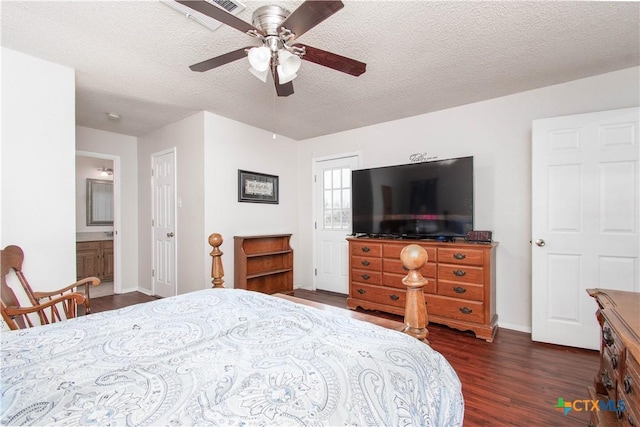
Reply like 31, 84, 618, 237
400, 244, 430, 343
209, 233, 225, 288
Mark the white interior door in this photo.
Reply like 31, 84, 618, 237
532, 107, 639, 349
313, 155, 359, 294
152, 149, 177, 298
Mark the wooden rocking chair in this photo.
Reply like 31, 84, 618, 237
1, 245, 100, 330
1, 291, 85, 330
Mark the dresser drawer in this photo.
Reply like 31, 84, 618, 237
351, 269, 382, 285
438, 264, 484, 284
602, 321, 623, 364
77, 241, 101, 251
383, 258, 436, 278
621, 401, 639, 427
382, 272, 437, 293
350, 242, 382, 257
438, 248, 484, 266
350, 283, 406, 309
426, 295, 485, 324
600, 351, 618, 400
622, 355, 640, 420
383, 244, 437, 263
352, 256, 382, 271
438, 281, 484, 302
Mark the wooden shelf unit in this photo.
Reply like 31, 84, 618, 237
234, 234, 293, 295
346, 237, 498, 342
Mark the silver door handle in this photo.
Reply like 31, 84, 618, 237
167, 232, 175, 238
535, 239, 545, 247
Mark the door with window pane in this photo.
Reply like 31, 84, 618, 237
314, 155, 359, 293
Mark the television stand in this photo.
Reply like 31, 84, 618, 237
346, 236, 498, 342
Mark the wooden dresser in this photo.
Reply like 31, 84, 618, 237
346, 237, 498, 341
234, 234, 293, 295
587, 289, 640, 427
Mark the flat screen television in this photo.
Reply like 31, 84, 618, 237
351, 156, 474, 239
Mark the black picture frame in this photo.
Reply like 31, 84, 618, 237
238, 170, 279, 204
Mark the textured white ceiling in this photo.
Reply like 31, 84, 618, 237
2, 1, 639, 141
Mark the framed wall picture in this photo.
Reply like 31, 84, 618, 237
238, 170, 279, 204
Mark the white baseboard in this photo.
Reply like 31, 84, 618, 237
497, 322, 531, 334
114, 287, 149, 295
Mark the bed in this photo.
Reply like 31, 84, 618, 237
1, 238, 463, 426
1, 288, 463, 426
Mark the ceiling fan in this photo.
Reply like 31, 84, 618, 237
176, 0, 366, 96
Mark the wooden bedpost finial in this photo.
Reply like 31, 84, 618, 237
209, 233, 225, 288
400, 244, 430, 344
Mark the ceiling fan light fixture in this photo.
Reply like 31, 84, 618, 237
277, 64, 297, 84
249, 66, 269, 83
98, 167, 114, 177
277, 49, 301, 75
248, 46, 271, 72
180, 0, 366, 96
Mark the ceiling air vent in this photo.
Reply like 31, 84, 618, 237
162, 0, 246, 32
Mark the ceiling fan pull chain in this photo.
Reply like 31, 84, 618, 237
272, 90, 277, 140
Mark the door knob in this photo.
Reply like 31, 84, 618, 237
167, 232, 175, 238
535, 239, 545, 247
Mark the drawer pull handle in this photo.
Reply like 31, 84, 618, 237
357, 289, 366, 295
459, 307, 473, 315
361, 274, 370, 280
453, 253, 466, 260
629, 414, 636, 427
602, 327, 615, 346
611, 354, 618, 369
389, 294, 399, 301
453, 270, 466, 277
453, 286, 467, 294
361, 260, 370, 266
601, 370, 613, 390
624, 375, 633, 395
361, 247, 370, 253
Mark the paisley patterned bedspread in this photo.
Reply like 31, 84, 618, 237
1, 289, 463, 426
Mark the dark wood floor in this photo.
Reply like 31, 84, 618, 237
91, 289, 598, 426
90, 291, 159, 313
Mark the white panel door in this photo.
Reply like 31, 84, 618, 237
314, 155, 359, 294
532, 107, 639, 349
152, 149, 177, 298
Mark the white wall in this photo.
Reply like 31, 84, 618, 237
75, 156, 114, 233
3, 43, 635, 337
204, 112, 299, 289
137, 113, 205, 295
1, 47, 77, 292
76, 126, 139, 292
296, 66, 640, 332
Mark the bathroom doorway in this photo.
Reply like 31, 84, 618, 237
75, 151, 121, 296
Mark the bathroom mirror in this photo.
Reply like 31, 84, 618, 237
87, 179, 114, 226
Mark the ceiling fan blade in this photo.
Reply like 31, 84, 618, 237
279, 1, 344, 40
271, 67, 294, 97
175, 0, 265, 36
189, 46, 252, 72
295, 44, 366, 76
